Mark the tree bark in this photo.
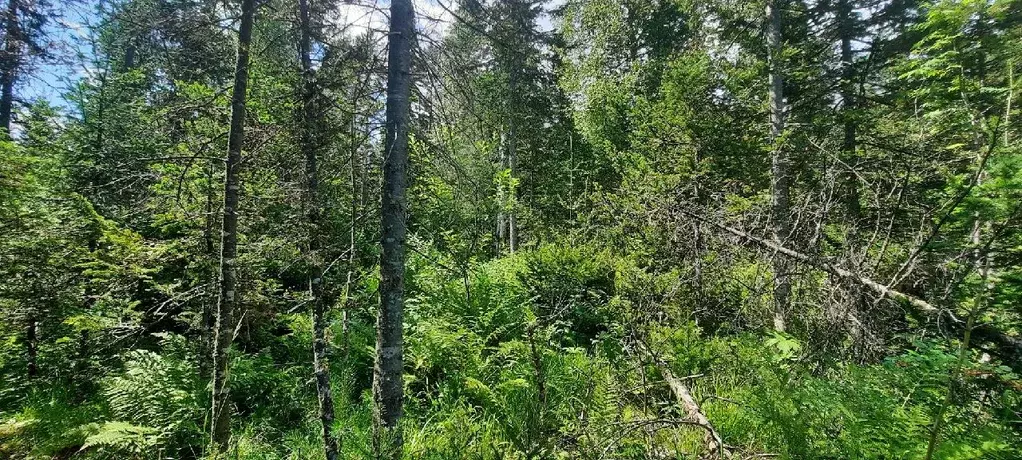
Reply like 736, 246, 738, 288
297, 0, 339, 458
343, 84, 361, 365
373, 0, 414, 457
837, 0, 860, 223
766, 0, 791, 332
496, 131, 507, 254
0, 0, 21, 135
210, 0, 256, 451
73, 236, 100, 401
497, 117, 519, 254
201, 160, 216, 380
834, 0, 868, 349
507, 66, 519, 253
525, 322, 547, 411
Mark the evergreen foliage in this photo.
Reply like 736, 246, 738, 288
0, 0, 1020, 458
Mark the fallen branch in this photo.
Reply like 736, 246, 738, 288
635, 340, 725, 458
682, 210, 1022, 367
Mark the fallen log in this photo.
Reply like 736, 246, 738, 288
635, 340, 725, 458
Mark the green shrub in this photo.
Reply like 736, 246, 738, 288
519, 244, 616, 347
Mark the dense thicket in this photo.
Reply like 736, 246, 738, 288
1, 0, 1020, 458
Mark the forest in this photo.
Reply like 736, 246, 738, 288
0, 0, 1020, 458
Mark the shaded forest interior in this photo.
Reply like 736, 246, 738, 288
1, 0, 1021, 458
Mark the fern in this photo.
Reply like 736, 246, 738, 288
79, 421, 160, 457
99, 347, 203, 454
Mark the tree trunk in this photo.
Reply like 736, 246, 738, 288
123, 43, 137, 70
507, 67, 519, 253
837, 0, 859, 223
835, 0, 867, 349
766, 0, 791, 332
691, 149, 704, 289
210, 0, 256, 451
297, 0, 339, 458
201, 160, 216, 380
343, 85, 361, 365
0, 0, 21, 135
73, 236, 100, 401
373, 0, 414, 457
496, 131, 507, 254
927, 48, 996, 451
525, 322, 547, 410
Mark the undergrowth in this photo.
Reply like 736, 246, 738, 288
1, 245, 1019, 459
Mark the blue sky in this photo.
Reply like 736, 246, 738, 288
21, 1, 97, 111
20, 0, 559, 115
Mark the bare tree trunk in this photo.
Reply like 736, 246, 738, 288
343, 88, 360, 365
508, 169, 518, 252
496, 56, 520, 254
297, 0, 338, 458
496, 132, 507, 254
507, 68, 519, 253
123, 43, 136, 70
373, 0, 414, 457
525, 323, 546, 410
835, 0, 867, 348
201, 160, 216, 380
73, 236, 100, 401
691, 149, 704, 289
766, 0, 791, 332
210, 0, 256, 451
926, 57, 996, 452
837, 0, 859, 223
0, 0, 21, 135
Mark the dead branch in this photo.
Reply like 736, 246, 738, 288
682, 209, 1022, 367
635, 340, 725, 458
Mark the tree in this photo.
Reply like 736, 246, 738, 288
431, 0, 581, 255
297, 0, 338, 457
766, 0, 791, 331
0, 0, 22, 133
836, 0, 860, 225
0, 0, 58, 134
210, 0, 256, 450
491, 0, 542, 254
1, 0, 1022, 458
373, 0, 413, 457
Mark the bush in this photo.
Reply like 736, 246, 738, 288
519, 244, 616, 347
